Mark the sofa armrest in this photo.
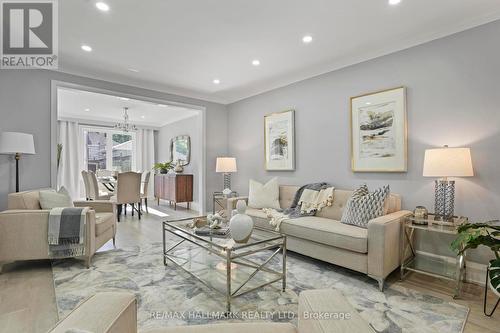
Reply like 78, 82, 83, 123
298, 289, 374, 333
226, 196, 249, 211
48, 292, 137, 333
74, 200, 116, 213
367, 210, 412, 281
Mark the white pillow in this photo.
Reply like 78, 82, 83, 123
248, 178, 280, 209
39, 186, 74, 209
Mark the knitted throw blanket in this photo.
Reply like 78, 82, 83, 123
48, 207, 87, 258
263, 182, 334, 231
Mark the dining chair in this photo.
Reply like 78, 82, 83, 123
81, 170, 91, 200
111, 172, 142, 222
140, 171, 151, 213
88, 171, 113, 200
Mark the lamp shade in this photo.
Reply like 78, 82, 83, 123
0, 132, 36, 155
423, 147, 473, 177
216, 157, 237, 173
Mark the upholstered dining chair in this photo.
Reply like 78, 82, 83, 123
81, 170, 91, 200
140, 171, 151, 213
88, 171, 113, 200
111, 172, 142, 222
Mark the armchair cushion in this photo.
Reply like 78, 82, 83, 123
95, 213, 115, 236
39, 187, 73, 209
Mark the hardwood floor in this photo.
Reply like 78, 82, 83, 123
0, 203, 498, 332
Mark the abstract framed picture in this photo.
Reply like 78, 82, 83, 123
350, 87, 407, 172
264, 109, 295, 171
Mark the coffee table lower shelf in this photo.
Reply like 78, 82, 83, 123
162, 220, 287, 313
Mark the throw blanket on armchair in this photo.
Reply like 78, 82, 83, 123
48, 207, 88, 258
263, 183, 334, 231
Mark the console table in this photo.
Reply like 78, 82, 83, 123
154, 174, 193, 210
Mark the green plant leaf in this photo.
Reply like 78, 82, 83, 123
489, 259, 500, 296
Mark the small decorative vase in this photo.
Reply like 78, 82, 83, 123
174, 160, 184, 173
413, 206, 429, 225
229, 200, 254, 243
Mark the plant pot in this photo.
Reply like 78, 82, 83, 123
160, 169, 169, 174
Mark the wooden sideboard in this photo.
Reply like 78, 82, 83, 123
154, 174, 193, 210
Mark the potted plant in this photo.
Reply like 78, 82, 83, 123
451, 220, 500, 316
153, 161, 173, 174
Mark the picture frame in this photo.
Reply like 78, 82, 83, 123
264, 109, 295, 171
350, 87, 407, 172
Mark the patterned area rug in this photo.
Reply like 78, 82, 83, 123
52, 242, 468, 333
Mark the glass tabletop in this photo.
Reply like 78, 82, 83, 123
405, 215, 468, 235
163, 216, 284, 252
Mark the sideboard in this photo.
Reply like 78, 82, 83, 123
154, 174, 193, 210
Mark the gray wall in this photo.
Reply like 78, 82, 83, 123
227, 20, 500, 264
0, 70, 228, 212
157, 116, 202, 211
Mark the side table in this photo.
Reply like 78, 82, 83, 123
400, 215, 468, 299
212, 191, 239, 218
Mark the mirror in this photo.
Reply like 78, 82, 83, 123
170, 135, 191, 166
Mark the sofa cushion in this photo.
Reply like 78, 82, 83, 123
143, 323, 296, 333
248, 178, 280, 209
281, 217, 368, 253
7, 190, 42, 210
95, 212, 115, 236
341, 184, 389, 229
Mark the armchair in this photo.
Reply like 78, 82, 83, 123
0, 190, 117, 268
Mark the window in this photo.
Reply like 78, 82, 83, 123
82, 127, 136, 173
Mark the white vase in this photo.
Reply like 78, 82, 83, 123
229, 200, 254, 243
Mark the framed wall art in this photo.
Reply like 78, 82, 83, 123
350, 87, 407, 172
264, 109, 295, 171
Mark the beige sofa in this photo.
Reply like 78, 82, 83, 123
0, 190, 117, 268
228, 185, 411, 290
48, 290, 374, 333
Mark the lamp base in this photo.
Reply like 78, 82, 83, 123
434, 180, 455, 222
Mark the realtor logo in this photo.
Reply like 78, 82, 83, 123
1, 0, 58, 69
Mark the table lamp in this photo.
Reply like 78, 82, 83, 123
423, 145, 473, 221
0, 132, 36, 192
216, 157, 237, 195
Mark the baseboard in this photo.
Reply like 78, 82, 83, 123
414, 250, 487, 286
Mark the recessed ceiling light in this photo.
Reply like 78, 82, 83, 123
252, 59, 260, 66
118, 97, 130, 101
213, 79, 220, 85
302, 35, 313, 44
389, 0, 401, 5
81, 45, 92, 52
157, 104, 167, 107
95, 2, 110, 11
84, 108, 90, 112
128, 68, 139, 73
141, 115, 145, 119
365, 102, 372, 105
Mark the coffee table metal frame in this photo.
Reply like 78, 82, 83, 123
162, 216, 287, 313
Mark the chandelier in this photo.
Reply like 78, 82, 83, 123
114, 107, 137, 132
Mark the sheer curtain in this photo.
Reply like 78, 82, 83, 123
136, 128, 155, 197
57, 121, 82, 199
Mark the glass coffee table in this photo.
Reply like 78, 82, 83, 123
162, 216, 287, 313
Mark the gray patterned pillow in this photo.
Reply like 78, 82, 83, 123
341, 184, 390, 228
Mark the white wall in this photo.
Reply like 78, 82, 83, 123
157, 115, 202, 212
227, 20, 500, 265
0, 69, 228, 212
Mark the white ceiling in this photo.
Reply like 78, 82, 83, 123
58, 0, 500, 104
57, 88, 199, 128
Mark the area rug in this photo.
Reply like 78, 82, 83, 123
52, 242, 469, 333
